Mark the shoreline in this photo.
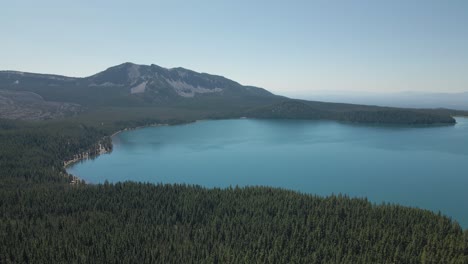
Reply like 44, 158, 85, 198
62, 116, 466, 184
109, 123, 169, 138
63, 123, 168, 184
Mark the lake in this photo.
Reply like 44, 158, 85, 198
67, 117, 468, 227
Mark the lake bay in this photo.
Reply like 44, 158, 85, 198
68, 117, 468, 227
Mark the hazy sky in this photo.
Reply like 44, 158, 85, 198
1, 0, 467, 96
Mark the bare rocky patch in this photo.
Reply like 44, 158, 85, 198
0, 89, 82, 120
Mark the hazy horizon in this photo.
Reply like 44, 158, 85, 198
2, 0, 468, 95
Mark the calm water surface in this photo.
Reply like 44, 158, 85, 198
68, 118, 468, 227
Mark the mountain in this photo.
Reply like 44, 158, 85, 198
0, 63, 277, 107
0, 62, 464, 124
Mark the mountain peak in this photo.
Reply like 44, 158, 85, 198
84, 63, 274, 99
0, 63, 462, 124
0, 63, 276, 106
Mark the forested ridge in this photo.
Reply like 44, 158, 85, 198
0, 117, 467, 263
245, 100, 459, 125
2, 62, 467, 125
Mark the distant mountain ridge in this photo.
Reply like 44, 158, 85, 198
0, 62, 275, 106
0, 63, 465, 124
89, 63, 273, 97
301, 91, 468, 111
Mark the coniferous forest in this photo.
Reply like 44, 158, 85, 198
0, 116, 467, 263
3, 0, 468, 261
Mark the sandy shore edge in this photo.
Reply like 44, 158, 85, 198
63, 123, 168, 184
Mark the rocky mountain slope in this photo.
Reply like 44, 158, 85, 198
0, 89, 81, 120
0, 63, 277, 107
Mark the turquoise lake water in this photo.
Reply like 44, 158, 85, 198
68, 117, 468, 227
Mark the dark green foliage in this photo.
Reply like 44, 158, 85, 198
246, 100, 458, 125
0, 183, 467, 263
336, 109, 456, 124
0, 121, 109, 183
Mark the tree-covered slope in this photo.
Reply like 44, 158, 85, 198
245, 100, 457, 124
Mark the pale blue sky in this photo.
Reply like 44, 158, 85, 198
1, 0, 467, 95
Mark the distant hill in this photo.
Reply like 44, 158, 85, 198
301, 91, 468, 111
0, 63, 465, 124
